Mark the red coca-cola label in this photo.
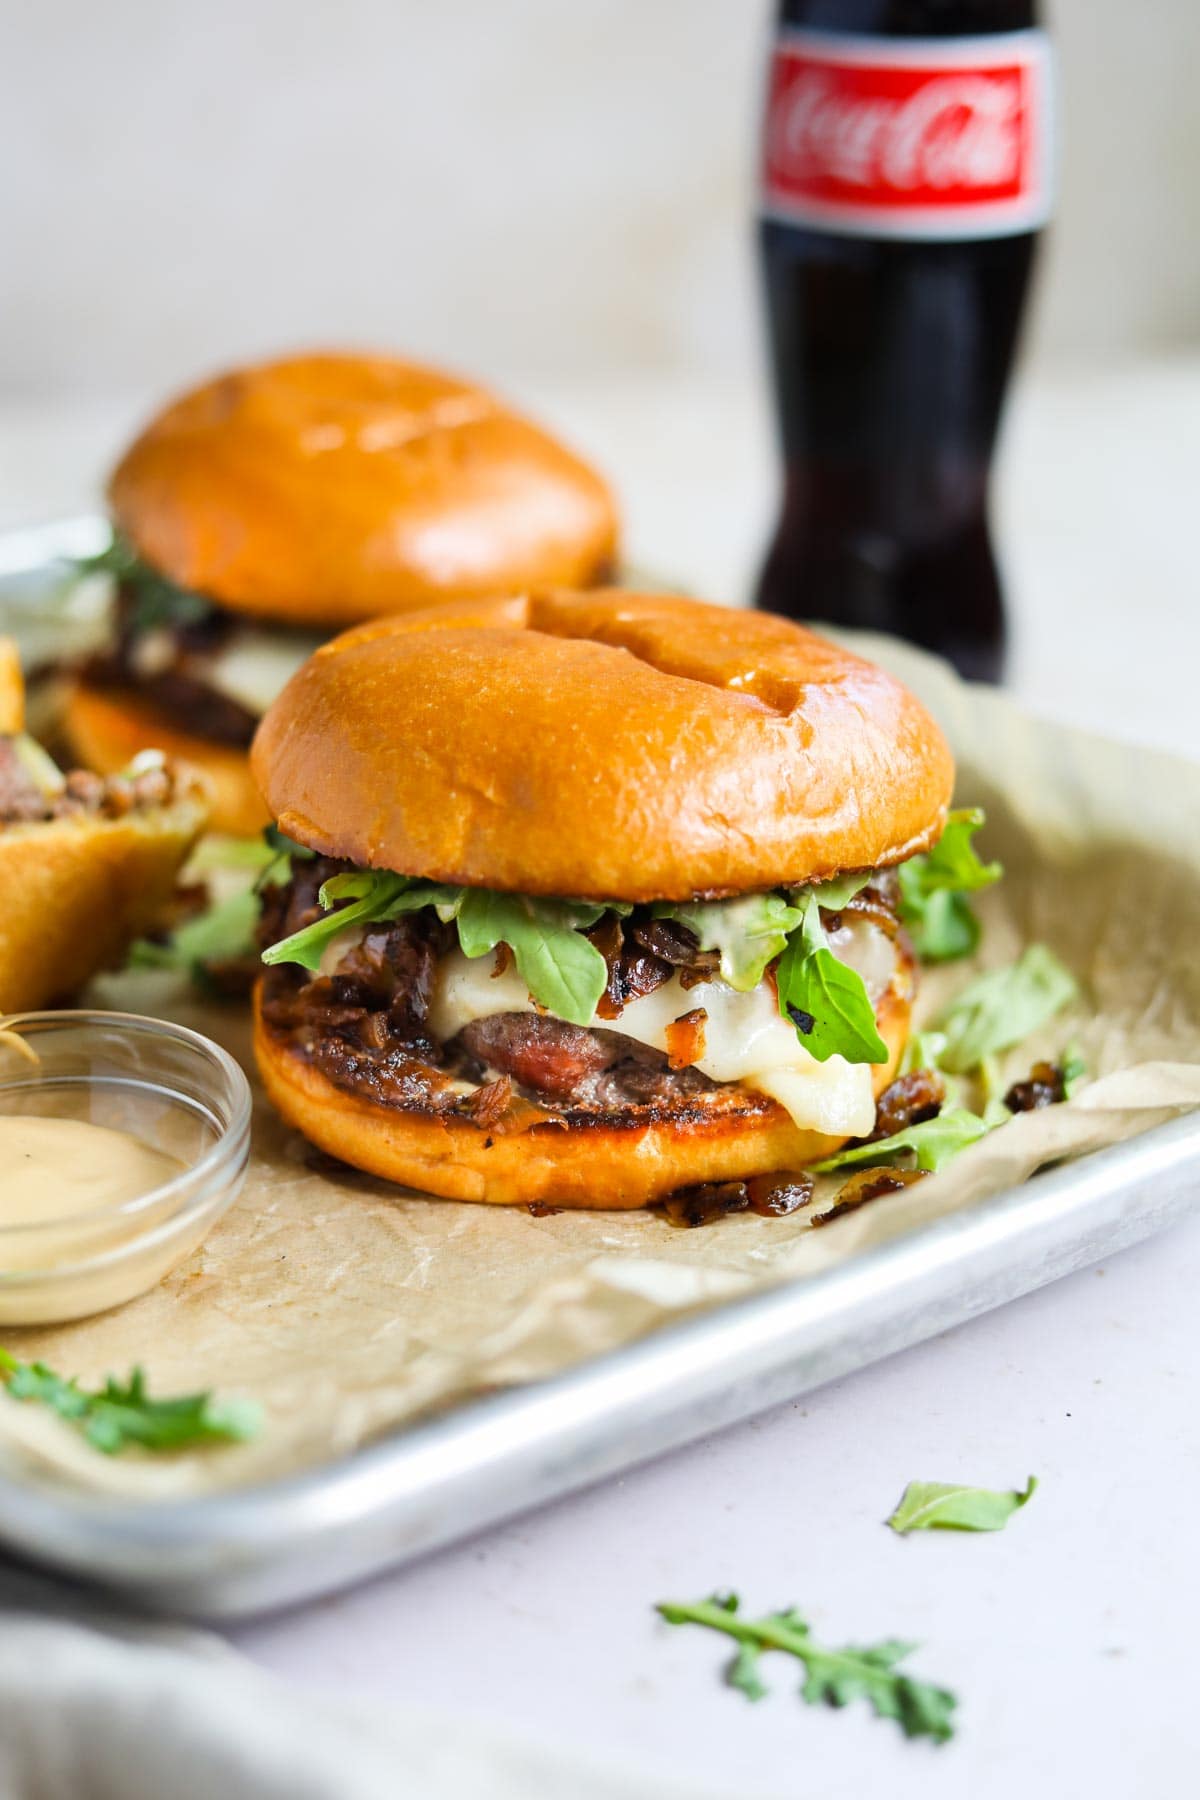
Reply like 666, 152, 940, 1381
762, 29, 1054, 239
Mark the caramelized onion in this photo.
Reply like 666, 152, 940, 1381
814, 1164, 926, 1227
1004, 1060, 1067, 1112
870, 1068, 945, 1140
656, 1169, 814, 1228
664, 1008, 707, 1070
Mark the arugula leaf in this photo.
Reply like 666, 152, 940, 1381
261, 871, 413, 973
456, 891, 609, 1027
77, 532, 212, 636
936, 945, 1078, 1074
263, 867, 609, 1021
262, 822, 315, 863
0, 1350, 261, 1456
248, 822, 321, 899
897, 810, 1002, 963
729, 1639, 770, 1702
657, 1594, 956, 1743
319, 870, 465, 924
806, 871, 874, 911
653, 892, 803, 991
262, 861, 885, 1046
1060, 1042, 1088, 1099
190, 835, 281, 875
888, 1476, 1037, 1535
898, 1029, 950, 1078
129, 887, 260, 980
775, 892, 888, 1066
907, 890, 980, 963
813, 1106, 994, 1175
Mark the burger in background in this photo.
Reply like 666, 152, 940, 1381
65, 351, 619, 836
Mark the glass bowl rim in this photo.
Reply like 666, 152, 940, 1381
0, 1008, 252, 1235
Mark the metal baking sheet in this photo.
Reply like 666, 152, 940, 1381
0, 1111, 1195, 1619
1, 516, 1198, 1618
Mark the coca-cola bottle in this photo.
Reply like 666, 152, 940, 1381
754, 1, 1054, 682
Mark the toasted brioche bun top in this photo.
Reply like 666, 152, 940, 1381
108, 352, 619, 627
251, 589, 954, 901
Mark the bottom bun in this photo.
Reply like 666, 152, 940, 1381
253, 985, 910, 1209
64, 683, 269, 839
0, 791, 207, 1012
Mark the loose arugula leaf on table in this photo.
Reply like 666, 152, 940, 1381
813, 1107, 994, 1175
888, 1476, 1038, 1535
0, 1350, 261, 1456
936, 945, 1078, 1074
897, 809, 1002, 963
775, 891, 888, 1066
657, 1593, 957, 1743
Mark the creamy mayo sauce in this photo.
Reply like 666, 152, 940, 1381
0, 1116, 184, 1228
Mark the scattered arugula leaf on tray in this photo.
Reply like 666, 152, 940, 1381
897, 809, 1002, 963
0, 1350, 261, 1455
813, 1106, 995, 1175
935, 945, 1078, 1074
888, 1476, 1038, 1535
129, 887, 260, 984
656, 1593, 957, 1743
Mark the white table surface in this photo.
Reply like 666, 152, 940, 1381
1, 360, 1197, 1798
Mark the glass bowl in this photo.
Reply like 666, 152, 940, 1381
0, 1011, 251, 1325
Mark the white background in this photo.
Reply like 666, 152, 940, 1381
1, 0, 1198, 400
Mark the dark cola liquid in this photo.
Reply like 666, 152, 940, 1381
755, 0, 1046, 683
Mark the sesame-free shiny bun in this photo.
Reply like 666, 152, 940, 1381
63, 684, 269, 839
251, 589, 954, 901
108, 352, 618, 626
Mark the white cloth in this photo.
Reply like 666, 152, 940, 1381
0, 1571, 725, 1800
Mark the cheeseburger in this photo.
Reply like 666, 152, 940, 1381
250, 591, 954, 1209
66, 352, 618, 836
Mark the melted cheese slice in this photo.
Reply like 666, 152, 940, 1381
200, 624, 327, 718
324, 915, 900, 1137
427, 950, 880, 1138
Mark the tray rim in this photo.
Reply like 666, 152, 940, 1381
0, 1107, 1195, 1617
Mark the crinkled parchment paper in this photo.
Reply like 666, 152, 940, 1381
1, 638, 1198, 1497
